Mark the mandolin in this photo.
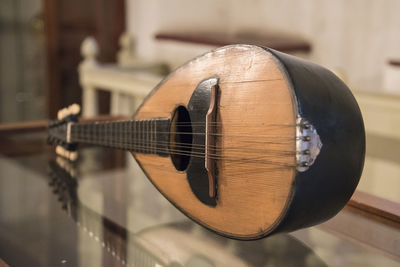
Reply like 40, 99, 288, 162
48, 45, 365, 240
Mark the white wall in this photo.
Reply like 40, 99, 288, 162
126, 0, 400, 92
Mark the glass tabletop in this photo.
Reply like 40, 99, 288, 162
0, 130, 399, 267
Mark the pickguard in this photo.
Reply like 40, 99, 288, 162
186, 77, 219, 207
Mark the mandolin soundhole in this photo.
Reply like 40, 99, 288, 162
170, 106, 193, 171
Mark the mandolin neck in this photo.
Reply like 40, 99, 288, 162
69, 118, 170, 155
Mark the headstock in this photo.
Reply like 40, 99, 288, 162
48, 104, 80, 161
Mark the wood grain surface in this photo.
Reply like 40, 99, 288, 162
134, 45, 298, 239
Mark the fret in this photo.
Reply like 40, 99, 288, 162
111, 122, 114, 148
104, 122, 108, 147
83, 123, 87, 142
137, 121, 140, 153
145, 120, 148, 154
151, 119, 154, 154
116, 122, 119, 148
117, 122, 120, 148
100, 122, 104, 146
126, 121, 129, 150
139, 120, 143, 153
130, 120, 133, 151
152, 120, 155, 154
145, 121, 148, 153
88, 123, 91, 142
154, 120, 156, 154
137, 120, 140, 152
81, 124, 86, 142
141, 120, 145, 153
93, 123, 97, 145
105, 122, 108, 147
111, 122, 115, 148
131, 120, 134, 151
118, 122, 122, 149
106, 122, 112, 147
81, 123, 85, 142
122, 121, 125, 150
143, 121, 146, 153
146, 120, 149, 154
108, 122, 111, 148
122, 121, 126, 149
86, 123, 89, 143
115, 122, 119, 149
121, 121, 125, 150
134, 121, 137, 152
150, 120, 152, 154
145, 120, 148, 153
127, 121, 130, 150
123, 121, 126, 150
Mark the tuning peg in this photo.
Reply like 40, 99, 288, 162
68, 104, 81, 115
57, 109, 63, 120
56, 146, 65, 157
63, 107, 70, 118
68, 151, 78, 161
57, 108, 65, 120
57, 104, 80, 120
61, 108, 70, 120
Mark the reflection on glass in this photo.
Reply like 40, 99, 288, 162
48, 157, 327, 267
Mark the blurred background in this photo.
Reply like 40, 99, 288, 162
0, 1, 399, 266
1, 0, 399, 202
1, 0, 400, 121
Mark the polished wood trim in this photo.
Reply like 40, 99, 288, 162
0, 115, 128, 135
388, 60, 400, 67
348, 191, 400, 229
155, 32, 311, 53
319, 208, 400, 262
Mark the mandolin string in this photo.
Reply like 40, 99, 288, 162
146, 131, 297, 140
72, 134, 296, 166
173, 122, 296, 126
129, 136, 297, 155
73, 127, 298, 141
70, 122, 298, 143
72, 135, 296, 167
72, 126, 298, 154
73, 135, 296, 161
76, 120, 298, 126
75, 123, 298, 133
127, 154, 297, 173
71, 122, 298, 141
130, 140, 296, 161
73, 132, 298, 151
152, 140, 297, 155
70, 121, 299, 166
172, 123, 297, 129
72, 129, 297, 142
72, 133, 297, 156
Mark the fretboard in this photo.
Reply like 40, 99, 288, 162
70, 118, 170, 156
